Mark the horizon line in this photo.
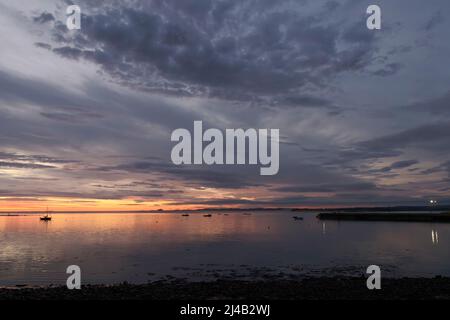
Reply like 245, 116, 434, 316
1, 205, 449, 214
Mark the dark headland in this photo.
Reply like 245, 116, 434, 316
317, 212, 450, 222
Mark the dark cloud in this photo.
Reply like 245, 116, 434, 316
40, 111, 103, 122
421, 161, 450, 176
34, 42, 52, 50
372, 62, 403, 77
41, 0, 392, 104
0, 151, 82, 170
273, 181, 377, 193
358, 122, 450, 153
425, 11, 444, 31
0, 151, 78, 164
0, 68, 204, 153
274, 94, 332, 108
0, 161, 55, 169
402, 91, 450, 116
97, 160, 262, 189
33, 12, 55, 24
167, 198, 269, 206
389, 160, 419, 169
0, 69, 95, 112
375, 160, 419, 173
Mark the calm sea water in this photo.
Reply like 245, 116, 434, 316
0, 211, 449, 286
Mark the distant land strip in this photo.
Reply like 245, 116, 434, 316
317, 212, 450, 222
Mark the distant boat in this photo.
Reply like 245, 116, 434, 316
292, 216, 303, 221
40, 208, 52, 221
40, 214, 52, 221
203, 214, 212, 217
182, 214, 189, 217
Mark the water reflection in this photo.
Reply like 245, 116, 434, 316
432, 230, 439, 245
0, 211, 449, 285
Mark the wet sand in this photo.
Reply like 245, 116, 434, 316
1, 277, 449, 300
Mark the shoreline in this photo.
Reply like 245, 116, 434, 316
317, 212, 450, 222
1, 277, 449, 300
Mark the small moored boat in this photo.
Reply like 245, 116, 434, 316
40, 208, 52, 221
203, 214, 212, 217
40, 214, 52, 221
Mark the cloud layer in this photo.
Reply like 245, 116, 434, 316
0, 0, 449, 209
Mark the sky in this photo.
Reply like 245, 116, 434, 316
0, 0, 449, 211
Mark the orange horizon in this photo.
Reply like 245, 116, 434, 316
0, 196, 385, 212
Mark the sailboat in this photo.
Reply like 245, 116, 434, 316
40, 207, 52, 221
